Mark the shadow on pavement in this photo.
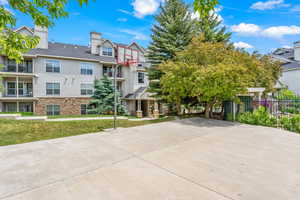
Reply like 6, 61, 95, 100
172, 117, 237, 128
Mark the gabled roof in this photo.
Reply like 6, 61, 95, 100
124, 87, 155, 100
27, 42, 116, 63
282, 62, 300, 71
15, 26, 34, 35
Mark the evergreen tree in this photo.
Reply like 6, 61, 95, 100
194, 13, 231, 43
147, 0, 194, 95
89, 76, 127, 115
193, 0, 231, 42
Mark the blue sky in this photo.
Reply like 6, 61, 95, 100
4, 0, 300, 54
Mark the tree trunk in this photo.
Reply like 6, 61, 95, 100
205, 103, 211, 118
176, 102, 182, 116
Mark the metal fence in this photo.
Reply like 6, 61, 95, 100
225, 96, 300, 130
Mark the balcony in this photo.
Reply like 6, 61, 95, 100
1, 59, 33, 74
103, 71, 123, 78
1, 78, 34, 99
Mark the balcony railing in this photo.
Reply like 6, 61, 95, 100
3, 90, 33, 98
103, 72, 123, 78
1, 60, 33, 73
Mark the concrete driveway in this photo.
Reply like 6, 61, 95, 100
1, 118, 300, 200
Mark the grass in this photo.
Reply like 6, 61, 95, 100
0, 112, 34, 116
47, 114, 115, 119
0, 117, 175, 146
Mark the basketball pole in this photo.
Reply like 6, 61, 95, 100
113, 64, 117, 130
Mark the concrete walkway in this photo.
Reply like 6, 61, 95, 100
0, 118, 300, 200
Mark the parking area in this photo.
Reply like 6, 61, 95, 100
1, 118, 300, 200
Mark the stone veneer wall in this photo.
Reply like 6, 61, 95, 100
35, 97, 91, 115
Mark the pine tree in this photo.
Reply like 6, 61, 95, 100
89, 76, 127, 115
194, 11, 231, 43
147, 0, 194, 96
193, 0, 231, 42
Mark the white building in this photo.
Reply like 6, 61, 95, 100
0, 26, 163, 118
272, 41, 300, 95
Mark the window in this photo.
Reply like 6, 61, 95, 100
103, 66, 113, 77
46, 105, 60, 116
81, 83, 93, 95
138, 72, 145, 84
7, 59, 17, 72
18, 60, 33, 73
102, 47, 113, 56
46, 83, 60, 95
80, 63, 93, 75
46, 60, 60, 73
80, 104, 94, 115
7, 82, 16, 96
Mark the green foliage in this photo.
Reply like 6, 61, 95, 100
0, 0, 90, 62
147, 0, 195, 96
89, 76, 127, 115
276, 89, 300, 100
280, 115, 300, 133
194, 0, 219, 19
193, 0, 231, 43
159, 36, 281, 118
237, 106, 277, 127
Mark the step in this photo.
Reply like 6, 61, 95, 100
15, 116, 48, 121
0, 114, 21, 119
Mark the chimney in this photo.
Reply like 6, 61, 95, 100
90, 32, 102, 54
34, 25, 48, 49
294, 41, 300, 61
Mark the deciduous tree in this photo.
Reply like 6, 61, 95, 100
159, 36, 281, 118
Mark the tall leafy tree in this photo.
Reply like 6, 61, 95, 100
0, 0, 91, 62
159, 36, 281, 117
147, 0, 194, 95
0, 0, 92, 90
193, 0, 231, 42
89, 76, 127, 115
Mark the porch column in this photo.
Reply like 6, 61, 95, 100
16, 101, 19, 112
136, 100, 143, 118
16, 76, 19, 98
153, 101, 160, 119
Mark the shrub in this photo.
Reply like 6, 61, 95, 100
237, 106, 277, 127
280, 115, 300, 133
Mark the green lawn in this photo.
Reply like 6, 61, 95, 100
0, 117, 175, 146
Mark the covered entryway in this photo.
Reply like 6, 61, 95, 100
124, 87, 160, 118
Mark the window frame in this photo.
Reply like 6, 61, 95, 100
80, 83, 94, 96
46, 82, 60, 96
80, 62, 94, 75
45, 60, 61, 73
46, 105, 60, 116
138, 72, 145, 84
102, 46, 113, 57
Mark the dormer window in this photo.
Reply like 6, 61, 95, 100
102, 47, 113, 56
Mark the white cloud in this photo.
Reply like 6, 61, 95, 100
282, 45, 292, 48
262, 25, 300, 38
191, 6, 223, 22
117, 18, 128, 22
234, 42, 254, 49
120, 29, 148, 40
291, 5, 300, 12
250, 0, 290, 10
231, 23, 261, 36
232, 23, 300, 39
132, 0, 163, 18
117, 9, 133, 15
0, 0, 8, 5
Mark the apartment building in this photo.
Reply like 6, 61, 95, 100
272, 41, 300, 95
0, 26, 163, 118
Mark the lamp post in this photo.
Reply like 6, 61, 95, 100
113, 65, 117, 129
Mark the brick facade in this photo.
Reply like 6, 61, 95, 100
35, 97, 91, 115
